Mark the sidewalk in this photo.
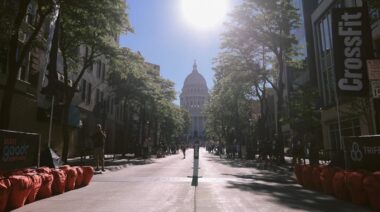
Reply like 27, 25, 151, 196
67, 154, 156, 174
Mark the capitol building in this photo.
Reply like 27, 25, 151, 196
180, 61, 209, 139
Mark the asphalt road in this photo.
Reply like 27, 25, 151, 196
15, 148, 369, 212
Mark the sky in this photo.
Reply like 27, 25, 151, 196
120, 0, 240, 104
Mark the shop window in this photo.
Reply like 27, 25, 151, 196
329, 118, 361, 150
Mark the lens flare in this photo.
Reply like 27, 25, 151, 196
181, 0, 229, 29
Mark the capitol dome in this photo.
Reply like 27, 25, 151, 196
180, 61, 209, 139
183, 63, 207, 87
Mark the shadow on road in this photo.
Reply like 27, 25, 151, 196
206, 154, 292, 174
205, 153, 370, 212
225, 179, 368, 212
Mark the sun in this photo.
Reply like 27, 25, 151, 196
180, 0, 229, 30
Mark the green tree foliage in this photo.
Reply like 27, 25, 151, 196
109, 51, 188, 155
58, 0, 132, 162
207, 0, 300, 160
286, 84, 321, 164
287, 85, 320, 134
205, 52, 255, 155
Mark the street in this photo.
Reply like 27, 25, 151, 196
15, 149, 368, 212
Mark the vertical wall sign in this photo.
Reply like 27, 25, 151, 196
332, 7, 371, 96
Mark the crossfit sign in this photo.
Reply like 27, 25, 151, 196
344, 136, 380, 171
332, 7, 371, 96
0, 130, 40, 171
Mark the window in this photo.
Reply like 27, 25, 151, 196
316, 12, 335, 106
97, 61, 101, 78
329, 118, 361, 150
102, 63, 106, 81
84, 46, 89, 67
110, 98, 114, 114
370, 6, 380, 24
26, 2, 36, 26
76, 46, 81, 57
96, 89, 100, 103
17, 52, 31, 82
81, 80, 87, 102
28, 53, 39, 86
86, 83, 92, 105
18, 64, 27, 81
120, 106, 124, 120
85, 46, 89, 57
106, 97, 110, 114
116, 105, 120, 119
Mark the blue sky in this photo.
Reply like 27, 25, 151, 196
120, 0, 239, 104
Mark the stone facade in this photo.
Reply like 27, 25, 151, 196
180, 62, 209, 139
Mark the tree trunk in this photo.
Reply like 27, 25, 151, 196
0, 55, 18, 129
153, 118, 158, 147
0, 0, 29, 129
122, 99, 128, 156
276, 54, 285, 163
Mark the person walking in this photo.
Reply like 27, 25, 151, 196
291, 133, 303, 165
181, 144, 186, 159
92, 124, 106, 171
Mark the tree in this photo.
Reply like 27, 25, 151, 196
0, 0, 56, 129
109, 51, 187, 156
206, 51, 256, 158
218, 0, 300, 161
287, 84, 321, 164
58, 0, 132, 162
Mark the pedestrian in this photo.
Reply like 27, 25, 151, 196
181, 144, 186, 159
291, 133, 303, 165
92, 124, 106, 171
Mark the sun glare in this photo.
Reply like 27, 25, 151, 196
181, 0, 229, 30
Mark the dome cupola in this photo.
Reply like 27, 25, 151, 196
183, 60, 207, 87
